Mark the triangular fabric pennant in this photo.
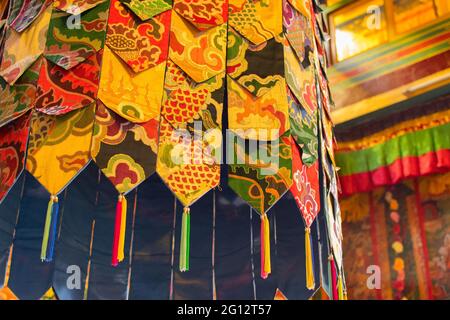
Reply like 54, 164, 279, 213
106, 0, 171, 73
156, 117, 220, 207
229, 0, 282, 45
228, 130, 293, 215
91, 101, 159, 194
0, 57, 42, 126
173, 0, 228, 31
169, 11, 227, 83
44, 0, 109, 70
227, 75, 289, 141
161, 59, 224, 132
35, 51, 102, 115
98, 46, 166, 123
119, 0, 172, 21
287, 88, 318, 166
26, 104, 95, 195
8, 0, 52, 33
0, 112, 31, 201
0, 5, 51, 85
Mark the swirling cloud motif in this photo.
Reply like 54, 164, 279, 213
103, 154, 146, 193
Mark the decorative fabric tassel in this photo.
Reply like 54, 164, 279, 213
179, 207, 190, 272
260, 213, 271, 279
40, 195, 59, 262
112, 194, 127, 266
329, 255, 339, 300
305, 227, 315, 290
338, 275, 344, 300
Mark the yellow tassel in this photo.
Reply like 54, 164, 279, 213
305, 227, 315, 290
261, 213, 271, 279
117, 194, 127, 263
338, 275, 344, 300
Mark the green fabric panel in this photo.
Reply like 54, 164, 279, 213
336, 123, 450, 176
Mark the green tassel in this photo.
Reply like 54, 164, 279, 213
40, 195, 55, 261
179, 207, 190, 272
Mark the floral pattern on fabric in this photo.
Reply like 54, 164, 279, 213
161, 59, 224, 133
290, 136, 320, 227
44, 0, 109, 70
106, 0, 171, 73
8, 0, 52, 32
0, 58, 42, 126
35, 51, 102, 115
26, 104, 95, 194
156, 117, 220, 206
169, 11, 227, 83
120, 0, 173, 21
228, 130, 293, 214
228, 0, 282, 45
98, 46, 165, 123
0, 5, 51, 85
173, 0, 228, 31
91, 102, 159, 194
0, 112, 31, 201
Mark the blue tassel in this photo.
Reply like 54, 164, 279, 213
45, 196, 59, 262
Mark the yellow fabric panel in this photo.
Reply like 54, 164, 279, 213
98, 46, 165, 123
229, 0, 283, 45
169, 11, 227, 83
53, 0, 105, 14
227, 76, 289, 140
288, 0, 311, 19
26, 105, 95, 194
0, 6, 51, 85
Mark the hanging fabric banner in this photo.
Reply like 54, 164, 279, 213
228, 0, 283, 46
173, 0, 228, 31
0, 5, 51, 84
26, 105, 95, 262
119, 0, 172, 21
8, 0, 52, 33
0, 58, 42, 126
44, 0, 109, 70
105, 0, 171, 73
35, 51, 102, 115
0, 112, 31, 201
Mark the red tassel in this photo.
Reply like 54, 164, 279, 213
330, 255, 338, 300
112, 195, 123, 266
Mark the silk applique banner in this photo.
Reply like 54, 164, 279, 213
228, 131, 293, 215
282, 0, 314, 68
35, 51, 102, 115
8, 0, 52, 33
0, 112, 31, 201
161, 60, 224, 132
0, 5, 51, 85
98, 46, 166, 123
173, 0, 228, 31
26, 105, 95, 196
169, 11, 227, 83
227, 28, 285, 98
44, 0, 109, 70
228, 0, 282, 45
156, 117, 220, 207
91, 102, 159, 195
106, 0, 171, 73
0, 58, 42, 126
120, 0, 172, 21
287, 86, 318, 166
